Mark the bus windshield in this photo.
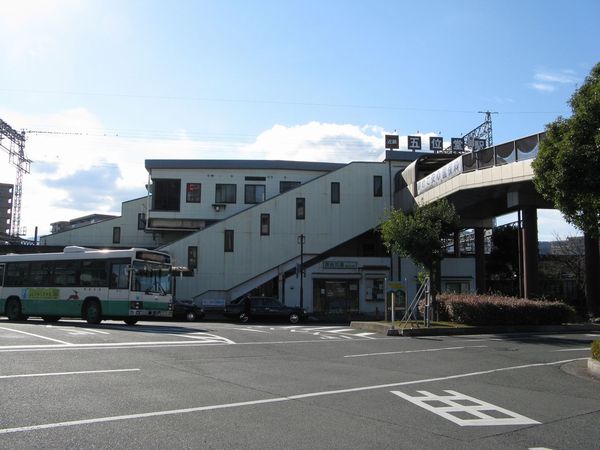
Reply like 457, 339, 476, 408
131, 261, 172, 295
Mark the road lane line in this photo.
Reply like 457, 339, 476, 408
0, 368, 140, 380
0, 358, 586, 435
344, 345, 488, 358
553, 348, 591, 352
0, 326, 73, 345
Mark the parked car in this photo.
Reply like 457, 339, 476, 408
224, 296, 306, 324
172, 299, 205, 322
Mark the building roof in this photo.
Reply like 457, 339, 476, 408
145, 159, 346, 172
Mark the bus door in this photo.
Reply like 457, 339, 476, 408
108, 262, 130, 315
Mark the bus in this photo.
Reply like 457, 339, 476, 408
0, 246, 173, 325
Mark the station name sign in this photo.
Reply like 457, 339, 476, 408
385, 134, 399, 150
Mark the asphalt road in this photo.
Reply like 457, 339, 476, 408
0, 318, 598, 449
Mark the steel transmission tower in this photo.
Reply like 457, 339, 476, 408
0, 118, 31, 237
443, 110, 497, 153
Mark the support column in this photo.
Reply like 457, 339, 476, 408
474, 228, 486, 294
453, 231, 461, 257
521, 207, 539, 299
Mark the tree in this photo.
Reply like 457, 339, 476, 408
532, 61, 600, 316
380, 198, 460, 309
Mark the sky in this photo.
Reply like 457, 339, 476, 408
0, 0, 598, 240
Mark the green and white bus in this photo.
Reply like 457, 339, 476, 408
0, 246, 173, 325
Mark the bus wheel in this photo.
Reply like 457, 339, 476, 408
5, 298, 23, 321
84, 300, 102, 325
41, 316, 61, 323
124, 318, 138, 326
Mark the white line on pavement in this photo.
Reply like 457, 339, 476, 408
0, 368, 140, 380
553, 348, 591, 352
0, 358, 586, 435
344, 345, 488, 358
0, 326, 73, 345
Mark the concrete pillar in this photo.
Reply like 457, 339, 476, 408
474, 228, 486, 294
521, 207, 539, 299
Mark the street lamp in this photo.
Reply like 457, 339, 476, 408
297, 234, 305, 308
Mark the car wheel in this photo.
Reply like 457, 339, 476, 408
239, 313, 249, 323
124, 318, 138, 326
289, 313, 300, 324
186, 311, 197, 321
84, 300, 102, 325
5, 298, 23, 321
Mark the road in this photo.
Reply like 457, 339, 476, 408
0, 318, 598, 449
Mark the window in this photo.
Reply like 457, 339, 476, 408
188, 246, 198, 270
245, 176, 266, 181
112, 227, 121, 244
280, 181, 300, 193
331, 182, 340, 204
186, 183, 201, 203
137, 213, 146, 230
216, 184, 237, 204
245, 184, 266, 204
296, 198, 305, 220
152, 179, 181, 211
5, 262, 29, 286
110, 263, 130, 289
54, 260, 80, 286
224, 229, 234, 252
373, 175, 383, 197
80, 260, 108, 286
30, 261, 52, 286
260, 214, 270, 236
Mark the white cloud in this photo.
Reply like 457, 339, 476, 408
530, 69, 579, 93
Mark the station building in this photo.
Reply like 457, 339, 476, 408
41, 153, 476, 316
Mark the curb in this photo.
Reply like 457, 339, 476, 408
350, 321, 600, 337
588, 358, 600, 379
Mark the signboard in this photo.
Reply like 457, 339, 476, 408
451, 138, 465, 153
407, 136, 421, 151
473, 138, 486, 151
429, 137, 444, 153
385, 134, 400, 150
416, 156, 463, 195
322, 261, 358, 270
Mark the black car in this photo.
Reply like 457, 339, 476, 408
172, 299, 205, 322
224, 296, 306, 324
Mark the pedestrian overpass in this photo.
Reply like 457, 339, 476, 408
388, 132, 551, 298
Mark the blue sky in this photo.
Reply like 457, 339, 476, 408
1, 0, 598, 238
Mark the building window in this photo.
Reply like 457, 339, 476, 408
137, 213, 146, 230
280, 181, 301, 193
260, 214, 270, 236
296, 198, 305, 220
224, 229, 234, 252
186, 183, 201, 203
112, 227, 121, 244
152, 179, 181, 211
188, 246, 198, 270
245, 184, 266, 204
373, 175, 383, 197
216, 184, 237, 204
331, 182, 340, 204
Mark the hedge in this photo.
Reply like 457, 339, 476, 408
420, 293, 575, 326
592, 340, 600, 361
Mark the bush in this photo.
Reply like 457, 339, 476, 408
592, 340, 600, 361
420, 293, 576, 326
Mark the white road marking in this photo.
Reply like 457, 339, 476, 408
391, 389, 540, 426
46, 325, 110, 335
169, 333, 235, 344
0, 326, 73, 345
553, 348, 590, 352
0, 358, 584, 435
0, 368, 140, 380
226, 327, 271, 333
344, 345, 488, 358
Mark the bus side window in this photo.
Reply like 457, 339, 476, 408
0, 264, 4, 286
110, 263, 130, 289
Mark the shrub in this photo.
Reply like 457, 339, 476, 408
592, 340, 600, 361
420, 293, 575, 326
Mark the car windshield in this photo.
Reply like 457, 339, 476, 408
131, 261, 172, 294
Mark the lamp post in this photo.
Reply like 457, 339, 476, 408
297, 234, 305, 308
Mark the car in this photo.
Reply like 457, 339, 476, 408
172, 299, 205, 322
224, 296, 306, 324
